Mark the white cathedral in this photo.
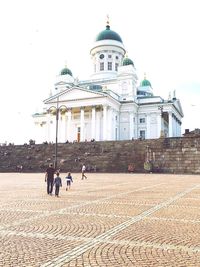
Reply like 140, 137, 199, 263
33, 20, 183, 143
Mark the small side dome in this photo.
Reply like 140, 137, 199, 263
140, 74, 151, 87
60, 67, 73, 76
140, 79, 151, 87
122, 57, 134, 66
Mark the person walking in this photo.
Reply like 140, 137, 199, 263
81, 164, 87, 180
65, 172, 73, 190
45, 163, 55, 195
54, 172, 62, 197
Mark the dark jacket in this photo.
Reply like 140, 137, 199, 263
46, 167, 55, 180
54, 176, 62, 187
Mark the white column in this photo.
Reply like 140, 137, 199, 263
146, 114, 151, 139
53, 113, 57, 142
58, 111, 64, 142
135, 114, 138, 139
110, 108, 115, 140
59, 112, 63, 142
177, 120, 180, 136
91, 106, 96, 140
103, 105, 107, 140
64, 112, 68, 141
96, 109, 100, 141
60, 112, 67, 143
80, 107, 85, 141
129, 112, 133, 139
107, 106, 112, 140
49, 114, 54, 142
132, 115, 135, 139
157, 113, 162, 138
67, 108, 72, 142
173, 118, 175, 136
168, 112, 173, 137
115, 111, 119, 140
176, 117, 178, 137
178, 121, 182, 136
173, 115, 176, 136
175, 117, 178, 137
46, 113, 51, 142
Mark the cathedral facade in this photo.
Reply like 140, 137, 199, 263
33, 21, 183, 143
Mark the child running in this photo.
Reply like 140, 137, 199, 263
65, 172, 73, 190
81, 164, 87, 180
54, 172, 62, 197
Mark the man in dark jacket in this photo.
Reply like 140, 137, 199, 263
45, 163, 55, 195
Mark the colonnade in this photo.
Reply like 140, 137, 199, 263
45, 106, 182, 143
47, 105, 114, 143
156, 111, 181, 138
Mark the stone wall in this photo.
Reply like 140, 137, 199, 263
0, 136, 200, 174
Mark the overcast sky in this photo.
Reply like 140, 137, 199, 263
0, 0, 199, 144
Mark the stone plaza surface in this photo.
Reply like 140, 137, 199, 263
0, 173, 200, 266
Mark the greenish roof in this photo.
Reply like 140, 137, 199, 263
140, 79, 151, 87
60, 67, 73, 76
96, 25, 123, 43
122, 57, 134, 66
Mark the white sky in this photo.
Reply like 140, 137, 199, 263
0, 0, 199, 144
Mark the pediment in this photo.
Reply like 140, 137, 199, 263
44, 86, 106, 104
174, 99, 184, 116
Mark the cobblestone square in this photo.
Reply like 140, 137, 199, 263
0, 173, 200, 266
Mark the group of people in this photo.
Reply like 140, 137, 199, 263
45, 163, 73, 197
45, 163, 87, 197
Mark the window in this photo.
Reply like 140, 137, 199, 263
99, 54, 104, 59
116, 56, 119, 60
100, 62, 104, 71
115, 115, 118, 121
139, 118, 145, 123
108, 55, 112, 58
115, 63, 119, 71
108, 62, 112, 70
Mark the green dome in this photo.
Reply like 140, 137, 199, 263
140, 79, 151, 87
96, 25, 123, 43
60, 67, 73, 76
122, 57, 134, 66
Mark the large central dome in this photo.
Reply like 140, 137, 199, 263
95, 25, 123, 43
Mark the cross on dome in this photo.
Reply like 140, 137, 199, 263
106, 15, 110, 30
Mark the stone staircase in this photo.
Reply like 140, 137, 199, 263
0, 137, 200, 174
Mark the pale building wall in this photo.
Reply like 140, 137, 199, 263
149, 114, 158, 138
37, 97, 183, 144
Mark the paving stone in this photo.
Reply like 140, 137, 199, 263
0, 173, 200, 266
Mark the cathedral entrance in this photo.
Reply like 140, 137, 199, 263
77, 127, 80, 142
